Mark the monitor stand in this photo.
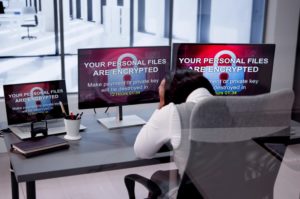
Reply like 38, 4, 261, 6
98, 106, 146, 129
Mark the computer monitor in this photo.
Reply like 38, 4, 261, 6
172, 43, 275, 95
3, 80, 68, 125
78, 46, 171, 128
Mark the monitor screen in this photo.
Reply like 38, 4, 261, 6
173, 43, 275, 95
3, 80, 68, 125
78, 46, 171, 109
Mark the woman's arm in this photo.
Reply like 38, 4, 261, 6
134, 103, 180, 158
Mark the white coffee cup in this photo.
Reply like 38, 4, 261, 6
64, 119, 81, 140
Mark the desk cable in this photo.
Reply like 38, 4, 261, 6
92, 107, 110, 114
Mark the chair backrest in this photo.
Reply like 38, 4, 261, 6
177, 89, 294, 199
21, 7, 37, 25
22, 6, 36, 14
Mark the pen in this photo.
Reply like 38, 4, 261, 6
70, 112, 74, 120
77, 112, 83, 120
59, 101, 67, 117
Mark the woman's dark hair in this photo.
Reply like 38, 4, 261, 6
164, 69, 215, 105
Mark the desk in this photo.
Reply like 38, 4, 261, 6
0, 13, 21, 27
3, 102, 170, 199
3, 8, 22, 15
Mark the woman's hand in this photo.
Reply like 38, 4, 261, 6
158, 79, 166, 109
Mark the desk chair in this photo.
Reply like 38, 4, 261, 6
21, 14, 38, 39
20, 7, 37, 39
124, 89, 294, 199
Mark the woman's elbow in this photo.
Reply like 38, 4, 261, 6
134, 143, 153, 159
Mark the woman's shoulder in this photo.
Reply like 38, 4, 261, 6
147, 103, 178, 123
186, 88, 213, 103
160, 102, 177, 111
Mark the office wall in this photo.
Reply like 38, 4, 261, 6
103, 0, 130, 41
63, 0, 70, 28
144, 0, 165, 37
42, 1, 55, 32
42, 1, 70, 31
265, 0, 300, 91
173, 0, 197, 42
92, 0, 100, 23
81, 0, 87, 20
210, 0, 253, 43
72, 0, 77, 19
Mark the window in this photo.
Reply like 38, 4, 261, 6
0, 0, 266, 96
173, 0, 198, 42
172, 0, 266, 43
209, 0, 254, 43
134, 0, 169, 46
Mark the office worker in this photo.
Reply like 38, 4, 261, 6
134, 69, 215, 159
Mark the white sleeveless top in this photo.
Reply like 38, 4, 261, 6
134, 88, 212, 159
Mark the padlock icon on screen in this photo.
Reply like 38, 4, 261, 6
25, 87, 52, 114
107, 53, 146, 94
203, 50, 245, 94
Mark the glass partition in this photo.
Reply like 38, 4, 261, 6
0, 0, 57, 56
